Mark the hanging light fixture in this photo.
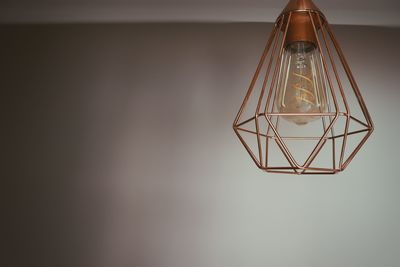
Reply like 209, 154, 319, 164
233, 0, 374, 174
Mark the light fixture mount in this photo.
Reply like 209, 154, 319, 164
233, 0, 374, 174
280, 0, 322, 47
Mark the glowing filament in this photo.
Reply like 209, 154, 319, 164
292, 72, 315, 106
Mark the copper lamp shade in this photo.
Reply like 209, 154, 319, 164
233, 0, 374, 174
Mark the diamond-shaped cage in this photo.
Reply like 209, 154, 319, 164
233, 9, 373, 174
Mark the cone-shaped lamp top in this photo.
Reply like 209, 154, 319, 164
281, 0, 321, 14
279, 0, 323, 48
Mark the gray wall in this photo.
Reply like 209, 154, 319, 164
3, 23, 400, 267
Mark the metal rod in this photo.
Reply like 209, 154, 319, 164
233, 23, 279, 126
301, 10, 340, 170
235, 116, 256, 128
233, 128, 261, 167
325, 23, 374, 130
254, 15, 286, 167
265, 112, 339, 116
263, 12, 302, 171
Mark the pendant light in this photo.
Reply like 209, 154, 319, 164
233, 0, 374, 174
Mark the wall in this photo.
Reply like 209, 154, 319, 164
3, 23, 400, 267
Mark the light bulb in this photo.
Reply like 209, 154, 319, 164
276, 41, 327, 125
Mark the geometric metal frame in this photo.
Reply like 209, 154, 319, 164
233, 3, 374, 175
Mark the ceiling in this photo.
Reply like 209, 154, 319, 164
1, 0, 399, 26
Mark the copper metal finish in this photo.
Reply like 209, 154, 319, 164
233, 0, 374, 175
281, 0, 323, 46
283, 12, 319, 46
281, 0, 320, 14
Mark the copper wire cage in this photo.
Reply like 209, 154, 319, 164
233, 0, 374, 175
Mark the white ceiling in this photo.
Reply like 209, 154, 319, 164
1, 0, 399, 26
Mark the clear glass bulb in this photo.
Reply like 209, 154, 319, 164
276, 41, 328, 125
